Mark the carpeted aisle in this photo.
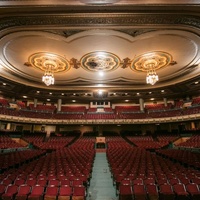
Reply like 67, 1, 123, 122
87, 152, 117, 200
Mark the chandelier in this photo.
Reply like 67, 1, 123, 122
42, 62, 55, 86
42, 68, 55, 86
146, 63, 159, 85
131, 51, 174, 86
27, 52, 70, 87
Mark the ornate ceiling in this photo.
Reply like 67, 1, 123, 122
0, 1, 200, 104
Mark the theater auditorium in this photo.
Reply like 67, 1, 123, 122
0, 1, 200, 200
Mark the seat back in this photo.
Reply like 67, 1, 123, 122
31, 185, 44, 195
45, 186, 59, 195
18, 185, 31, 195
5, 185, 18, 195
119, 184, 133, 195
59, 186, 72, 196
186, 183, 199, 193
73, 186, 86, 196
146, 184, 158, 194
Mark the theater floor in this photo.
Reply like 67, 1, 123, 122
87, 152, 117, 200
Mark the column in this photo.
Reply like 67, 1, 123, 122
191, 121, 196, 130
34, 98, 37, 108
163, 98, 167, 107
57, 99, 62, 112
139, 98, 144, 112
6, 123, 11, 130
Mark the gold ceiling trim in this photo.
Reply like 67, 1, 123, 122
80, 51, 120, 72
131, 51, 173, 73
28, 52, 70, 73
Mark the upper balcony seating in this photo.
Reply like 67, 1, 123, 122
0, 98, 9, 107
87, 107, 97, 113
192, 97, 200, 106
103, 107, 114, 113
174, 100, 184, 108
2, 98, 200, 120
16, 101, 26, 109
115, 105, 141, 114
60, 106, 86, 113
145, 103, 172, 112
29, 104, 56, 113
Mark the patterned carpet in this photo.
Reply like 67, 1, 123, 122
87, 152, 117, 200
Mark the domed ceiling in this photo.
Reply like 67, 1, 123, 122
0, 0, 200, 104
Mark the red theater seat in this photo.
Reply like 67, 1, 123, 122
0, 184, 6, 198
72, 186, 86, 200
2, 184, 18, 200
58, 185, 72, 200
15, 185, 31, 200
186, 183, 200, 200
159, 184, 175, 200
146, 184, 159, 200
44, 186, 59, 200
132, 185, 146, 200
173, 183, 189, 200
28, 185, 44, 200
119, 184, 133, 200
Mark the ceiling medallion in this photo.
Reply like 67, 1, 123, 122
80, 51, 120, 72
131, 51, 174, 85
28, 52, 70, 86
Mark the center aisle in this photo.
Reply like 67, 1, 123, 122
87, 152, 117, 200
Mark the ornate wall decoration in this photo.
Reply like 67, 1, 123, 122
80, 51, 120, 72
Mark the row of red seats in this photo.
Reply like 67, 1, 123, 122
29, 104, 56, 112
156, 149, 200, 169
118, 182, 200, 200
107, 140, 200, 195
0, 138, 95, 199
0, 135, 26, 149
0, 150, 45, 172
0, 184, 86, 200
1, 104, 200, 119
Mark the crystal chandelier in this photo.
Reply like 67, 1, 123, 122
42, 71, 54, 86
146, 63, 159, 85
42, 63, 55, 86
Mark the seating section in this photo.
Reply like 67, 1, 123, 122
1, 135, 200, 199
0, 98, 9, 107
0, 135, 25, 149
127, 136, 167, 149
115, 106, 141, 113
145, 103, 172, 111
107, 138, 200, 199
1, 98, 200, 119
156, 149, 200, 169
0, 137, 95, 200
29, 104, 56, 113
60, 106, 86, 113
177, 134, 200, 148
32, 136, 75, 150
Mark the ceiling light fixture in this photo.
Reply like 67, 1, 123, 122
146, 62, 159, 85
42, 62, 55, 86
132, 51, 174, 86
28, 52, 70, 87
